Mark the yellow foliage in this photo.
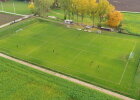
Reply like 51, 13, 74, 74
97, 0, 115, 16
78, 0, 89, 15
89, 0, 98, 13
28, 2, 35, 9
108, 11, 123, 27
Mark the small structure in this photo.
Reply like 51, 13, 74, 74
64, 20, 73, 24
129, 52, 134, 59
77, 28, 82, 31
84, 29, 88, 32
88, 30, 92, 32
48, 16, 57, 19
85, 25, 93, 29
100, 27, 114, 32
96, 30, 102, 34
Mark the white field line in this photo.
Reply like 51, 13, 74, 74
0, 53, 135, 100
0, 10, 27, 16
119, 41, 137, 84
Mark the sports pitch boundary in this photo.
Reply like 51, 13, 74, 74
0, 18, 137, 85
0, 22, 136, 85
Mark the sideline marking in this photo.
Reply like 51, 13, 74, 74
119, 41, 137, 84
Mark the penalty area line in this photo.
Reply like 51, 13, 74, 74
118, 41, 137, 85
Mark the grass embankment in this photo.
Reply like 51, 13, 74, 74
0, 57, 120, 100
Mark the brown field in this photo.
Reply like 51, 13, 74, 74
109, 0, 140, 12
0, 13, 21, 26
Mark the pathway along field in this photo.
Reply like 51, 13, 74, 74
0, 53, 134, 100
109, 0, 140, 12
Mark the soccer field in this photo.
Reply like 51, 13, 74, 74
0, 18, 140, 98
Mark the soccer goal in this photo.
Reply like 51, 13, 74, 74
129, 52, 135, 59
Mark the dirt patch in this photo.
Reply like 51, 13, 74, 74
0, 13, 22, 26
109, 0, 140, 12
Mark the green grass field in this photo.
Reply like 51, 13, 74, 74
47, 9, 140, 35
0, 18, 140, 99
0, 0, 31, 14
0, 57, 120, 100
123, 12, 140, 35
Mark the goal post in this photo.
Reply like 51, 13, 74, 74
129, 52, 135, 59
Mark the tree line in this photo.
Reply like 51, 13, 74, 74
59, 0, 123, 28
30, 0, 123, 28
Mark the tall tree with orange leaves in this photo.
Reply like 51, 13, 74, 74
107, 11, 123, 28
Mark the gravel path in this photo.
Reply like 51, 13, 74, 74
0, 53, 135, 100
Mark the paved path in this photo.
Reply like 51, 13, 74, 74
0, 53, 135, 100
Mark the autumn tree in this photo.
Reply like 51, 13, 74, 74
89, 0, 98, 25
107, 11, 123, 28
59, 0, 71, 19
97, 0, 115, 27
34, 0, 54, 16
78, 0, 89, 22
28, 2, 35, 13
71, 0, 80, 22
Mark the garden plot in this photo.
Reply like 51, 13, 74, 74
0, 13, 21, 26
